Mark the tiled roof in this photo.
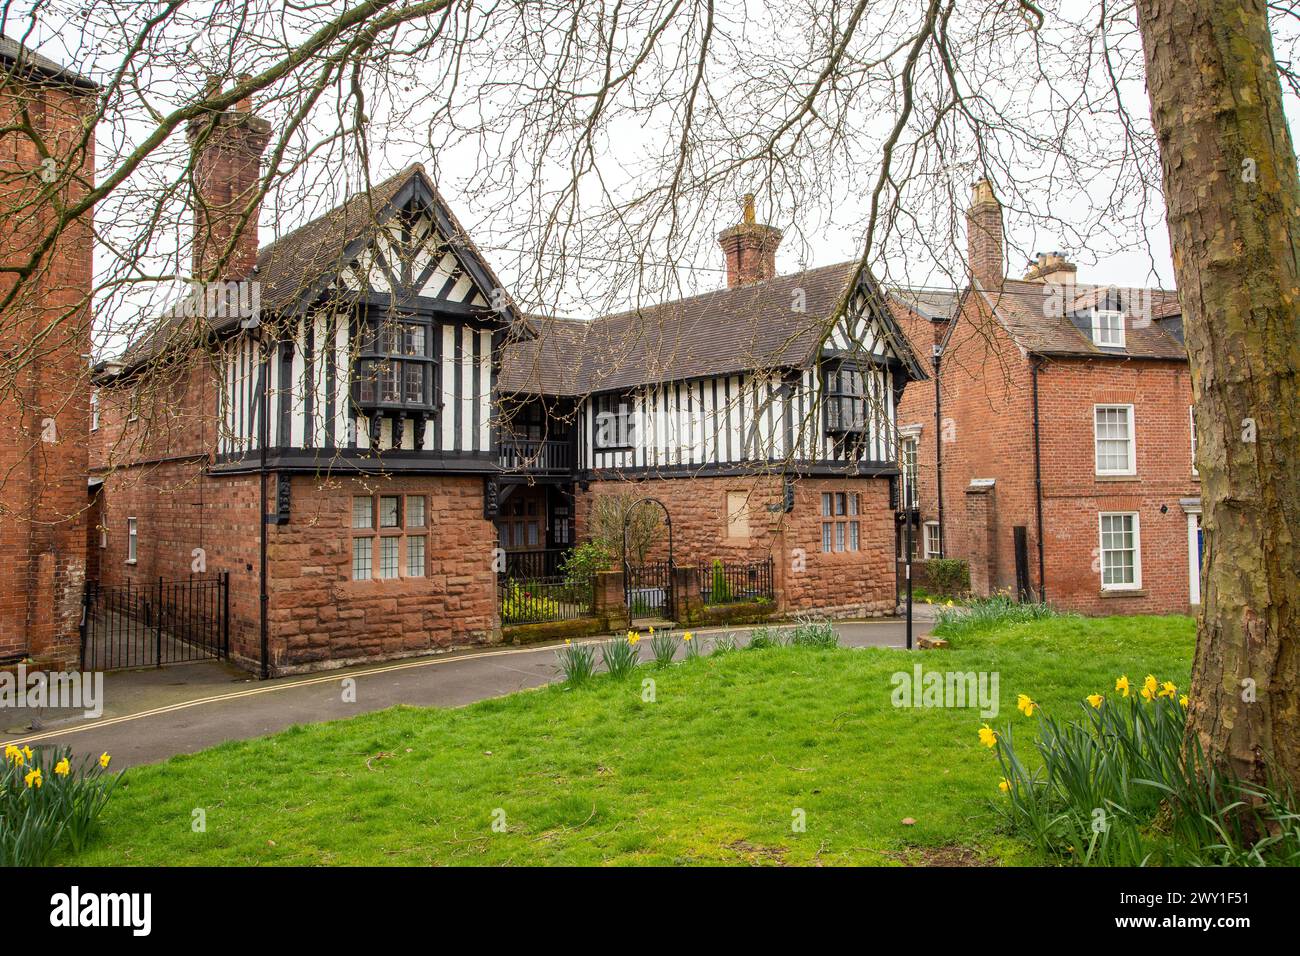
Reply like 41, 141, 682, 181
890, 287, 963, 322
0, 35, 97, 90
976, 279, 1186, 360
503, 261, 916, 396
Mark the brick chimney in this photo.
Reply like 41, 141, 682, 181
1022, 250, 1078, 283
188, 75, 272, 282
718, 194, 782, 288
965, 179, 1004, 289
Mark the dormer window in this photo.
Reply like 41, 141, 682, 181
824, 363, 870, 433
1092, 308, 1126, 348
353, 315, 437, 411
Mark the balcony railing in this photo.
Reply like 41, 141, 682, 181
499, 438, 574, 475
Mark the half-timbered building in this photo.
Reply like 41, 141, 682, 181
91, 89, 924, 675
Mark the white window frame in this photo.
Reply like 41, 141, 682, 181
126, 517, 138, 564
1093, 404, 1136, 476
1098, 511, 1142, 591
90, 389, 99, 431
1189, 405, 1198, 476
1092, 308, 1126, 348
923, 521, 941, 559
1186, 507, 1203, 605
900, 435, 919, 509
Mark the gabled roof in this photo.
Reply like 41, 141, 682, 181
975, 279, 1186, 361
118, 164, 518, 371
502, 260, 924, 396
0, 35, 97, 91
890, 287, 963, 323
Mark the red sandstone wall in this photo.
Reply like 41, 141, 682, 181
575, 474, 896, 618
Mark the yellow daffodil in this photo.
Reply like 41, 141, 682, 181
1143, 674, 1158, 696
99, 752, 111, 769
25, 768, 42, 789
683, 632, 693, 642
998, 778, 1010, 793
54, 758, 70, 777
1159, 680, 1177, 699
1179, 694, 1189, 708
1116, 675, 1130, 697
627, 633, 640, 646
22, 745, 32, 761
1086, 693, 1104, 709
564, 639, 572, 646
945, 600, 954, 607
1016, 694, 1037, 717
978, 725, 997, 748
4, 744, 21, 765
648, 626, 655, 635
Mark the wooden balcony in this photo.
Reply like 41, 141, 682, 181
498, 437, 574, 476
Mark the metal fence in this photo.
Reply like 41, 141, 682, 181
626, 561, 673, 620
80, 573, 229, 671
500, 548, 571, 580
697, 558, 775, 606
499, 575, 595, 626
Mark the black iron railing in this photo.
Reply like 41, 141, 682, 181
499, 548, 571, 580
80, 573, 229, 671
626, 561, 673, 619
499, 438, 573, 474
499, 575, 595, 626
698, 558, 775, 606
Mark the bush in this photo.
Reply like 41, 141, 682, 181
2, 744, 119, 866
501, 581, 561, 624
985, 677, 1300, 866
560, 542, 612, 588
934, 594, 1065, 640
708, 559, 731, 604
920, 558, 970, 597
746, 626, 784, 649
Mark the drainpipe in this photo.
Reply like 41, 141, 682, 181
932, 344, 944, 556
258, 335, 270, 679
1030, 357, 1047, 603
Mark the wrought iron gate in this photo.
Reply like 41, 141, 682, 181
80, 573, 229, 671
625, 561, 674, 621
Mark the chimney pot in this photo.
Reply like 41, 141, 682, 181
966, 178, 1004, 288
717, 195, 782, 288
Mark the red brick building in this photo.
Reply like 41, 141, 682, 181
893, 180, 1201, 615
0, 38, 97, 668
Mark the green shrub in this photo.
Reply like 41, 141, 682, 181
601, 633, 642, 678
934, 594, 1065, 640
501, 581, 561, 624
560, 542, 612, 588
921, 558, 970, 597
708, 559, 731, 604
1, 744, 119, 866
555, 640, 597, 684
985, 678, 1300, 866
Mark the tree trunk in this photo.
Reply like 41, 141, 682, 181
1135, 0, 1300, 789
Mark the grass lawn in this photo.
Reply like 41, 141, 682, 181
69, 614, 1194, 866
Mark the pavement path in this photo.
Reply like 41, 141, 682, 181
2, 618, 930, 769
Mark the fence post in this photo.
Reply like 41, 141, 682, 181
222, 571, 230, 658
671, 565, 701, 625
155, 576, 164, 668
592, 569, 626, 630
